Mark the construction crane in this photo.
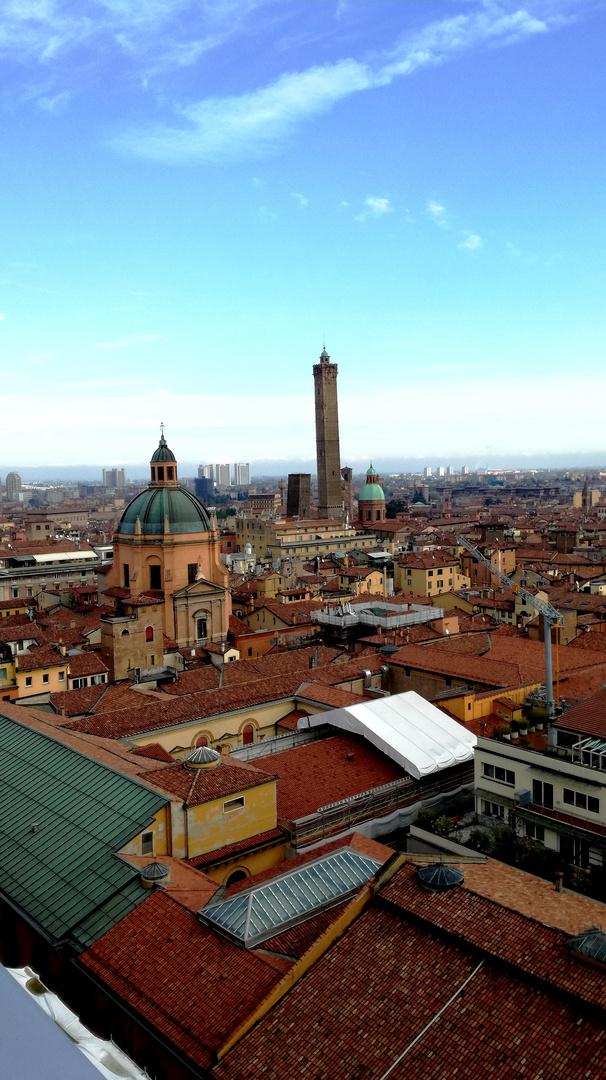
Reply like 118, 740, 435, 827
455, 535, 562, 721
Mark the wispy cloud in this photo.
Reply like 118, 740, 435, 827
459, 233, 483, 250
426, 200, 448, 227
94, 332, 164, 351
111, 3, 567, 163
290, 191, 309, 207
38, 90, 71, 115
365, 196, 392, 215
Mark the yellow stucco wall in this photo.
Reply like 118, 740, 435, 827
16, 662, 67, 698
204, 841, 288, 886
172, 780, 277, 860
438, 682, 541, 721
120, 804, 170, 858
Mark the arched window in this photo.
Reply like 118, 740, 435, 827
196, 617, 207, 642
226, 869, 248, 886
196, 735, 208, 747
121, 629, 130, 637
242, 724, 254, 745
145, 626, 154, 642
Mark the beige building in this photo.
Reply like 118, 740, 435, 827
236, 515, 377, 561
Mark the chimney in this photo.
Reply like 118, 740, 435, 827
555, 871, 564, 893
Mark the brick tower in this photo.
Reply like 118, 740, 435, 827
313, 347, 344, 522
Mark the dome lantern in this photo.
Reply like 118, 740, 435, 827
150, 423, 178, 486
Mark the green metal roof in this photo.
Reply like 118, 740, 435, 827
116, 485, 210, 536
0, 714, 167, 950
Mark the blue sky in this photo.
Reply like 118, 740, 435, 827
1, 0, 605, 472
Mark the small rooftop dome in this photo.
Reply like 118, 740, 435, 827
416, 863, 464, 892
184, 746, 221, 770
140, 862, 171, 882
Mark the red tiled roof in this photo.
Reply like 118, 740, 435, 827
188, 827, 286, 868
295, 684, 368, 709
253, 734, 406, 820
80, 890, 283, 1072
556, 687, 606, 739
67, 652, 108, 677
16, 644, 66, 671
50, 684, 108, 716
213, 863, 606, 1080
141, 756, 277, 806
398, 549, 459, 568
130, 742, 174, 763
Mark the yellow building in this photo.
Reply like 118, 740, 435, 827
395, 551, 469, 597
106, 431, 231, 648
236, 516, 377, 561
15, 644, 67, 700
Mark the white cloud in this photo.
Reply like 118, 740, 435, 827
38, 90, 71, 115
290, 192, 309, 207
365, 196, 392, 215
94, 332, 164, 351
427, 200, 446, 219
112, 3, 568, 163
459, 233, 483, 250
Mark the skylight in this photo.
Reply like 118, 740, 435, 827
198, 848, 382, 948
568, 927, 606, 967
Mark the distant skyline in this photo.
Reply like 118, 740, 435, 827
2, 1, 605, 464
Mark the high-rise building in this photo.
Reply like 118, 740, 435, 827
313, 347, 343, 522
198, 464, 214, 480
195, 477, 214, 502
233, 462, 250, 486
215, 463, 231, 487
5, 472, 22, 502
102, 468, 126, 488
446, 466, 455, 477
424, 466, 432, 478
461, 465, 470, 475
286, 474, 311, 518
437, 466, 445, 478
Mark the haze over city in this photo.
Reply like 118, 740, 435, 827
2, 0, 605, 467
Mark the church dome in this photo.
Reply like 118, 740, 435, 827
116, 487, 210, 536
358, 465, 384, 502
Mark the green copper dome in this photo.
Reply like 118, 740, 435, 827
358, 482, 385, 501
116, 486, 210, 536
151, 433, 176, 463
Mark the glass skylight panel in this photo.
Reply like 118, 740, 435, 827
199, 848, 382, 947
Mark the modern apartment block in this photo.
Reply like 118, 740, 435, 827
233, 462, 250, 486
102, 468, 126, 488
198, 464, 214, 481
215, 463, 231, 486
5, 472, 22, 501
474, 688, 606, 869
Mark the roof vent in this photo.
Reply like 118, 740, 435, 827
416, 863, 464, 892
567, 927, 606, 968
140, 862, 171, 888
184, 746, 221, 770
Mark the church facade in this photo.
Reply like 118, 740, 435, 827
105, 431, 231, 650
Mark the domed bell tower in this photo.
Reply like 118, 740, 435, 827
150, 424, 178, 486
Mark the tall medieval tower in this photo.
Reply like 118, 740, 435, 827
313, 347, 344, 522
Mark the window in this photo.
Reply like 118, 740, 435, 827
42, 673, 49, 684
12, 588, 18, 598
25, 677, 32, 687
157, 466, 164, 481
0, 668, 6, 681
525, 822, 545, 842
224, 796, 245, 813
149, 565, 162, 590
141, 831, 154, 855
563, 787, 599, 814
483, 763, 515, 786
532, 779, 553, 809
167, 466, 174, 480
428, 570, 433, 577
242, 723, 254, 745
26, 588, 32, 597
437, 580, 443, 588
196, 617, 207, 642
151, 466, 156, 481
123, 563, 130, 588
188, 563, 197, 585
149, 654, 155, 666
482, 800, 505, 818
196, 736, 208, 747
247, 648, 253, 657
58, 671, 65, 682
121, 628, 130, 637
145, 625, 154, 642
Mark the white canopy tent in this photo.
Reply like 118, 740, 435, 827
303, 691, 476, 780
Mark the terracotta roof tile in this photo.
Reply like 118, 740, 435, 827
80, 890, 282, 1072
188, 827, 287, 868
141, 756, 277, 806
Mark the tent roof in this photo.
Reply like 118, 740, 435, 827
306, 691, 476, 779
